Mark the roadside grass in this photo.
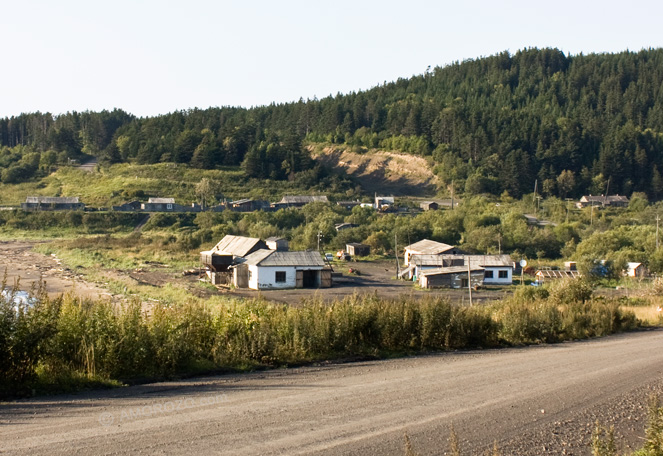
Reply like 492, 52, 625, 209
0, 279, 641, 399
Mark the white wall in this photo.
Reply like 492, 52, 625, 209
249, 265, 297, 290
483, 267, 512, 285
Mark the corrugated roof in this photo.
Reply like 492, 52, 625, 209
420, 266, 484, 276
147, 197, 175, 204
212, 235, 263, 257
413, 254, 513, 268
278, 195, 329, 204
244, 250, 325, 267
25, 196, 80, 204
404, 239, 455, 255
535, 270, 581, 279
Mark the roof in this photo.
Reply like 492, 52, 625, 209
375, 196, 395, 204
230, 198, 253, 205
265, 236, 286, 243
535, 270, 581, 279
627, 262, 643, 269
147, 197, 175, 204
243, 250, 325, 267
579, 195, 629, 205
412, 254, 513, 268
278, 195, 329, 204
420, 266, 484, 276
25, 196, 80, 204
404, 239, 455, 255
212, 235, 263, 257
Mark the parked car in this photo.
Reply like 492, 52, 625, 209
324, 253, 334, 262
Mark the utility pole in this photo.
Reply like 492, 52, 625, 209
317, 231, 323, 252
395, 233, 400, 278
590, 202, 594, 226
450, 180, 455, 210
467, 259, 473, 306
533, 179, 538, 215
657, 214, 660, 250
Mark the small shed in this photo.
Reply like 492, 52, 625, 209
626, 262, 648, 278
420, 201, 439, 211
418, 266, 484, 289
346, 243, 370, 257
403, 239, 463, 266
266, 237, 289, 251
201, 235, 268, 285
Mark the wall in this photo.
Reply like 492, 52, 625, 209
483, 267, 513, 285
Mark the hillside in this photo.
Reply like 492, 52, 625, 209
313, 146, 439, 196
2, 48, 663, 199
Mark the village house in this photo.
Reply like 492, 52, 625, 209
576, 195, 629, 209
112, 200, 142, 212
336, 201, 362, 210
239, 250, 331, 290
403, 239, 464, 266
419, 201, 439, 211
22, 196, 85, 211
374, 195, 395, 211
141, 198, 201, 212
273, 195, 329, 209
229, 199, 271, 212
200, 235, 268, 285
418, 266, 485, 289
626, 262, 648, 278
404, 254, 513, 285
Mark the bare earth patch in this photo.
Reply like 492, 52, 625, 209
0, 240, 112, 301
314, 146, 439, 196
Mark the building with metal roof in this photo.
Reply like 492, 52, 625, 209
22, 196, 85, 211
403, 239, 463, 265
239, 249, 330, 290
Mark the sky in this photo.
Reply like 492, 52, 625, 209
2, 0, 662, 118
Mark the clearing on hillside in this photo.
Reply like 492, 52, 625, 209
313, 146, 439, 196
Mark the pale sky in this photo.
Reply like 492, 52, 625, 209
2, 0, 662, 118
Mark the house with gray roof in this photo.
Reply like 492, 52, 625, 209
22, 196, 84, 211
239, 250, 330, 290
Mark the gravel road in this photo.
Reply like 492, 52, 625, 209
2, 330, 663, 455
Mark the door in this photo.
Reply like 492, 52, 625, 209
296, 270, 303, 288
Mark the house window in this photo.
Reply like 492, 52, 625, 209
498, 270, 508, 279
167, 204, 173, 210
248, 270, 253, 281
484, 270, 494, 279
275, 271, 286, 283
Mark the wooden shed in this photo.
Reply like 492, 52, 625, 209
346, 243, 370, 257
418, 266, 485, 289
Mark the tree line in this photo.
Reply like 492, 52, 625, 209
2, 48, 663, 198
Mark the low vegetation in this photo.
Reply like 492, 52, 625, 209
0, 278, 639, 399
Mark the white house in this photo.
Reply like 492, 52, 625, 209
241, 250, 330, 290
403, 239, 463, 266
405, 254, 513, 285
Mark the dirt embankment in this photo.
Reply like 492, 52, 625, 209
313, 146, 439, 196
0, 241, 111, 301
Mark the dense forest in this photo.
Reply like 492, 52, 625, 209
2, 48, 663, 198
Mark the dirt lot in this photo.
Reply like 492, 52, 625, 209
0, 241, 509, 306
0, 241, 112, 300
229, 259, 510, 305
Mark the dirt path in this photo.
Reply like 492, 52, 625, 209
0, 241, 112, 300
3, 330, 663, 455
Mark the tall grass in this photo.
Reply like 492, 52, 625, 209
0, 282, 640, 398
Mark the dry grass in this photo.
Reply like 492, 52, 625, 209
621, 305, 663, 326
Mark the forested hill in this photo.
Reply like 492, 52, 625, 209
2, 48, 663, 199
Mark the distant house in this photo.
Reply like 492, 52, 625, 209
112, 200, 142, 212
239, 250, 331, 290
22, 196, 85, 211
141, 198, 200, 212
274, 195, 329, 209
626, 262, 648, 278
577, 195, 629, 209
418, 266, 485, 289
346, 243, 370, 257
420, 201, 439, 211
335, 223, 359, 231
229, 199, 270, 212
336, 201, 362, 210
266, 236, 289, 251
403, 239, 463, 266
374, 195, 395, 210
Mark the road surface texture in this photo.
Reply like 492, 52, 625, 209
2, 330, 663, 455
